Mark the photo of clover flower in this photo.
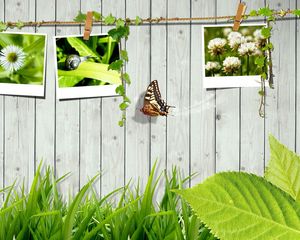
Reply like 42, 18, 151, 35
0, 33, 46, 85
204, 25, 267, 77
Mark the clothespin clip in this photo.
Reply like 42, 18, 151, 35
233, 2, 247, 31
83, 11, 93, 40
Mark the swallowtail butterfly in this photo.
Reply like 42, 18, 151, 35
140, 80, 174, 116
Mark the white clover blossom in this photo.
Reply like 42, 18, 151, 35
238, 42, 257, 56
205, 61, 221, 71
223, 56, 241, 74
223, 28, 232, 36
207, 38, 227, 56
244, 36, 253, 42
0, 45, 26, 72
227, 31, 245, 49
253, 29, 266, 41
241, 28, 250, 36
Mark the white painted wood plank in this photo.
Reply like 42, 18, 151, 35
0, 0, 4, 193
101, 0, 126, 196
125, 0, 151, 185
265, 0, 296, 162
35, 0, 56, 168
4, 0, 36, 189
150, 0, 167, 176
190, 0, 216, 185
167, 0, 190, 176
297, 0, 300, 154
55, 0, 81, 196
240, 0, 265, 175
215, 0, 240, 172
79, 1, 102, 194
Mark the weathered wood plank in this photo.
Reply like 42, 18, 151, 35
240, 0, 265, 175
215, 0, 240, 172
190, 0, 216, 185
297, 0, 300, 154
55, 0, 80, 196
35, 0, 56, 168
150, 0, 167, 176
167, 0, 190, 176
125, 0, 151, 185
265, 0, 296, 162
101, 0, 126, 196
4, 0, 36, 189
79, 1, 102, 194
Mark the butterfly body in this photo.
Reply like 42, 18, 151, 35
140, 80, 173, 117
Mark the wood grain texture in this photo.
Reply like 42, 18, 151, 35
150, 0, 167, 175
215, 0, 240, 172
167, 0, 190, 176
79, 0, 102, 194
0, 0, 3, 195
190, 0, 216, 185
55, 0, 80, 196
265, 0, 296, 163
35, 0, 56, 168
125, 0, 151, 185
101, 0, 126, 196
240, 0, 265, 175
4, 0, 36, 189
297, 0, 300, 154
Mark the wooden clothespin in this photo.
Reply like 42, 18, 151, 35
233, 2, 247, 31
83, 11, 93, 40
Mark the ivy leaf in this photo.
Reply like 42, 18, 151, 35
249, 10, 258, 16
255, 56, 265, 68
74, 11, 86, 22
120, 50, 128, 61
258, 7, 273, 17
118, 120, 124, 127
293, 9, 300, 16
119, 102, 129, 110
135, 16, 142, 25
115, 85, 125, 95
261, 27, 271, 39
16, 21, 24, 29
108, 60, 123, 71
123, 95, 131, 103
261, 72, 267, 80
116, 18, 125, 28
122, 72, 131, 84
0, 22, 7, 32
108, 26, 130, 41
93, 11, 102, 21
104, 14, 116, 25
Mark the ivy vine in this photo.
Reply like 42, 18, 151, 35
0, 7, 299, 124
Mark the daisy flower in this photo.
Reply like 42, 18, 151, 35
238, 42, 257, 56
0, 45, 26, 72
207, 38, 227, 56
223, 57, 241, 74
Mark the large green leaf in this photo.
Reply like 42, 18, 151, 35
265, 135, 300, 201
175, 172, 300, 240
58, 62, 121, 86
67, 37, 100, 60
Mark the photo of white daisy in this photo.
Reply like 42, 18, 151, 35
202, 24, 269, 89
0, 32, 47, 97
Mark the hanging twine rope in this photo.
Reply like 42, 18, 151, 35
2, 9, 295, 27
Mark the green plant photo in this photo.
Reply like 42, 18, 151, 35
0, 32, 46, 97
55, 34, 121, 99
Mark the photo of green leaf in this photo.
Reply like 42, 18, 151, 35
204, 25, 266, 77
55, 35, 121, 88
0, 33, 46, 85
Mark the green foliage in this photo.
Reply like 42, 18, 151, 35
0, 22, 7, 32
16, 20, 25, 29
0, 162, 216, 240
74, 11, 87, 22
135, 16, 142, 25
293, 9, 300, 16
175, 136, 300, 240
176, 172, 300, 240
104, 14, 116, 25
108, 59, 123, 71
265, 135, 300, 201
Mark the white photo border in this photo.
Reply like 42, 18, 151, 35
202, 23, 269, 89
54, 33, 120, 100
0, 32, 47, 97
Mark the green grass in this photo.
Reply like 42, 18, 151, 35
0, 162, 217, 240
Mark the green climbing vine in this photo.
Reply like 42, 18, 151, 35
0, 7, 299, 124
